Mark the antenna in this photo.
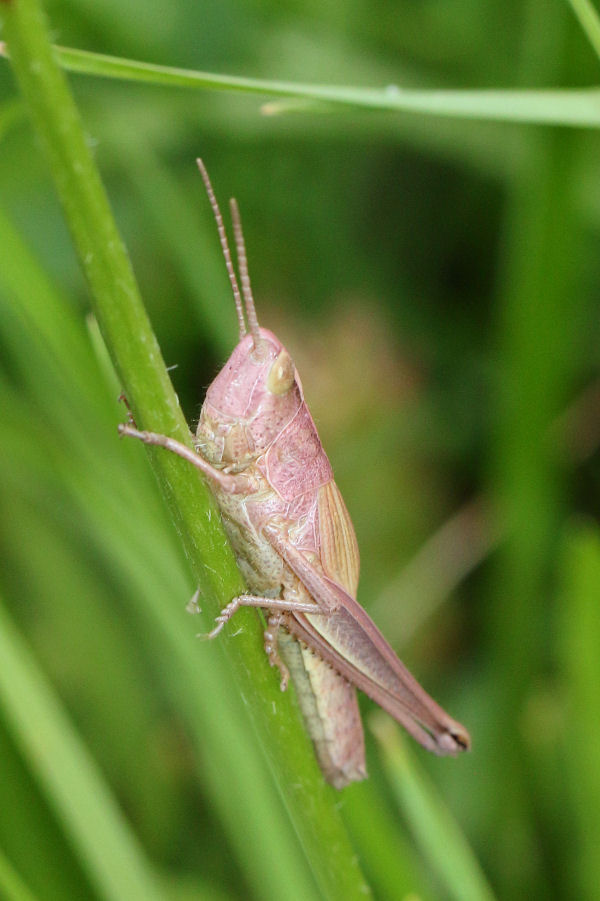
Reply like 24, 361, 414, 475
229, 198, 261, 348
196, 159, 246, 340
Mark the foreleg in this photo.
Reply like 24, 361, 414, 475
119, 423, 256, 494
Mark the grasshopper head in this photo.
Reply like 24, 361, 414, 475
197, 328, 303, 468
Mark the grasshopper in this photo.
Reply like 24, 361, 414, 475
120, 160, 470, 788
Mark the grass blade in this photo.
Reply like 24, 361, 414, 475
0, 848, 37, 901
557, 524, 600, 900
0, 599, 164, 901
2, 41, 600, 127
371, 715, 496, 901
566, 0, 600, 60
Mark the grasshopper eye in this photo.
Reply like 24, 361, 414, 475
267, 349, 295, 395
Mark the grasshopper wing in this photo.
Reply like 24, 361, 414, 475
290, 597, 470, 754
265, 487, 470, 756
275, 480, 367, 787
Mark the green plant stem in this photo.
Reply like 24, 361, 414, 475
0, 1, 369, 897
2, 40, 600, 126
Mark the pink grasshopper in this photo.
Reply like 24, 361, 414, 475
120, 160, 470, 788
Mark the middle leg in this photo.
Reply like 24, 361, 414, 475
263, 612, 291, 691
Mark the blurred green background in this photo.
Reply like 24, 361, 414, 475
1, 1, 600, 899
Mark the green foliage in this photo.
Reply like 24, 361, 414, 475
1, 0, 599, 898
